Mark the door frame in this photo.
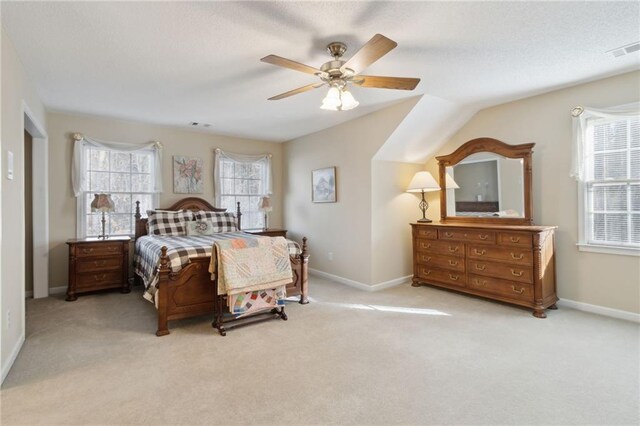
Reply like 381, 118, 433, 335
22, 101, 48, 299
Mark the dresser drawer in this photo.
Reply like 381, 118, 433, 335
416, 253, 465, 272
76, 271, 123, 289
75, 242, 123, 258
439, 228, 496, 244
467, 244, 532, 266
497, 232, 533, 247
416, 266, 466, 287
468, 260, 533, 284
414, 227, 438, 240
468, 274, 534, 302
415, 239, 464, 257
76, 257, 123, 273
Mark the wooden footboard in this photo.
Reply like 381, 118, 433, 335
153, 238, 309, 336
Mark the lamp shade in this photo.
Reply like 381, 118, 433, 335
258, 196, 273, 212
91, 193, 115, 213
445, 173, 460, 189
407, 172, 440, 193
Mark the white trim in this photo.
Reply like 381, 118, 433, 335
309, 268, 411, 292
1, 332, 25, 385
22, 101, 49, 299
577, 243, 640, 257
24, 285, 67, 299
558, 298, 640, 323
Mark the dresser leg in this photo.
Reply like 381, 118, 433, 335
65, 293, 77, 302
411, 277, 420, 287
548, 303, 558, 310
533, 308, 547, 318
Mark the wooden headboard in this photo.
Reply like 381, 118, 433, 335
134, 197, 242, 240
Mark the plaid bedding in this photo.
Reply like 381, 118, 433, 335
134, 232, 301, 305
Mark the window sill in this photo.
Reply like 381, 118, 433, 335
577, 243, 640, 257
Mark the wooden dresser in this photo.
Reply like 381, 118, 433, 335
411, 223, 557, 317
66, 237, 130, 301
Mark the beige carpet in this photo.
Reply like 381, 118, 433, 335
1, 277, 638, 425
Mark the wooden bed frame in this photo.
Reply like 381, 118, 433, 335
134, 197, 309, 336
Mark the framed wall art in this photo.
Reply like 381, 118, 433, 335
312, 166, 336, 203
173, 156, 203, 194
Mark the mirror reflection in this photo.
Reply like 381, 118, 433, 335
445, 153, 524, 218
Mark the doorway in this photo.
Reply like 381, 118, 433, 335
24, 130, 33, 297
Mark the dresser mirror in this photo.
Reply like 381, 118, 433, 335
436, 138, 534, 225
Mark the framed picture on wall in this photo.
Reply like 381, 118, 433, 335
173, 156, 203, 194
312, 167, 336, 203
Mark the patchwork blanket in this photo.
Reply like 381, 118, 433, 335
134, 233, 300, 306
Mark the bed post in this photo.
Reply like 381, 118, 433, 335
156, 246, 171, 336
236, 201, 242, 231
133, 201, 143, 286
299, 237, 309, 304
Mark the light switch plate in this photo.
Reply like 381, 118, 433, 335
7, 151, 13, 180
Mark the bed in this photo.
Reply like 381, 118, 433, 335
133, 197, 309, 336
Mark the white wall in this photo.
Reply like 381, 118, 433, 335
283, 98, 420, 285
425, 70, 640, 314
46, 111, 285, 288
1, 28, 47, 382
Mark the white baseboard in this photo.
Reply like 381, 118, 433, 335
25, 285, 67, 299
1, 332, 25, 385
558, 298, 640, 323
309, 268, 411, 292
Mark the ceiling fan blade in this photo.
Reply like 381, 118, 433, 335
341, 34, 397, 75
353, 75, 420, 90
261, 54, 323, 76
268, 83, 325, 100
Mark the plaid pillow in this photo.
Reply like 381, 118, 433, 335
147, 210, 192, 236
194, 211, 237, 233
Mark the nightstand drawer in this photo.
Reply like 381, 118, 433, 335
76, 270, 123, 289
75, 242, 123, 258
77, 257, 123, 273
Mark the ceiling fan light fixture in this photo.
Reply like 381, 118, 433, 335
320, 86, 342, 110
340, 88, 359, 111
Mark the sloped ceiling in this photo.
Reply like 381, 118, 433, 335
2, 1, 639, 161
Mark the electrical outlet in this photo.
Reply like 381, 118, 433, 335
6, 310, 11, 330
328, 252, 333, 261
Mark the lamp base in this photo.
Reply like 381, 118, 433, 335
417, 218, 433, 223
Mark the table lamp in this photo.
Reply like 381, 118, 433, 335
91, 193, 115, 239
407, 171, 440, 223
258, 196, 272, 230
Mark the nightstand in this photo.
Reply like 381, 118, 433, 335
66, 236, 130, 301
245, 228, 288, 238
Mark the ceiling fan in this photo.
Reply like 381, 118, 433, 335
261, 34, 420, 111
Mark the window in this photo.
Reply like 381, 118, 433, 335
579, 112, 639, 253
214, 149, 272, 230
79, 146, 158, 237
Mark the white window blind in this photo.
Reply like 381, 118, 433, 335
584, 116, 639, 248
81, 146, 158, 237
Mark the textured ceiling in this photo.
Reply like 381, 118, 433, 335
2, 1, 639, 142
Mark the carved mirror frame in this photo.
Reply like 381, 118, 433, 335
436, 137, 535, 225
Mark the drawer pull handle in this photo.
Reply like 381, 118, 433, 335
510, 236, 521, 243
510, 253, 524, 260
81, 248, 94, 254
94, 274, 106, 281
94, 260, 107, 267
423, 270, 431, 276
511, 285, 525, 294
479, 234, 489, 240
475, 264, 486, 271
107, 247, 116, 252
448, 260, 458, 266
511, 269, 524, 277
473, 249, 486, 256
448, 246, 459, 253
422, 256, 432, 262
444, 232, 454, 238
449, 274, 459, 281
421, 243, 431, 249
474, 279, 487, 286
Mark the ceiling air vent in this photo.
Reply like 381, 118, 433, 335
189, 122, 211, 128
607, 41, 640, 58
